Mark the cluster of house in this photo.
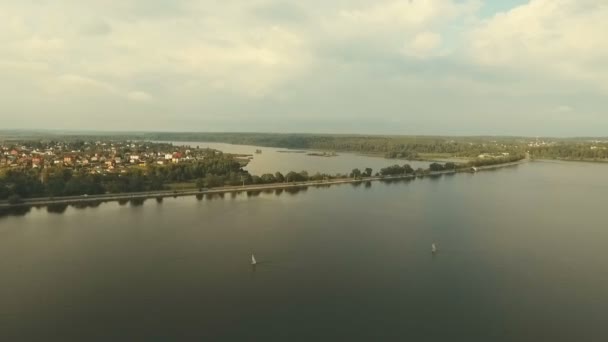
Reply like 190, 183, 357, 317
0, 141, 208, 173
526, 140, 554, 147
477, 152, 511, 159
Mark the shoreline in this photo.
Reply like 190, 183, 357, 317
158, 140, 466, 163
532, 157, 608, 164
0, 159, 526, 209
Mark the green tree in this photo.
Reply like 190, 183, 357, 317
429, 163, 445, 172
285, 171, 300, 182
204, 174, 224, 188
8, 194, 23, 205
274, 172, 285, 183
380, 165, 405, 176
403, 164, 414, 174
0, 181, 8, 200
310, 172, 324, 181
350, 168, 362, 179
364, 168, 373, 177
260, 173, 276, 183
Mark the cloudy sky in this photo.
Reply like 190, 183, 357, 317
1, 0, 606, 136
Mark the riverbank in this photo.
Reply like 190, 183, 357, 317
0, 159, 527, 209
532, 157, 608, 164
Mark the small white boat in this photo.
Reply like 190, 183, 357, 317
431, 243, 437, 253
251, 254, 257, 265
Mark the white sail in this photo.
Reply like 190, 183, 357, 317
251, 254, 257, 265
431, 243, 437, 253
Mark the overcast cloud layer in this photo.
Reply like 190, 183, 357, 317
1, 0, 607, 136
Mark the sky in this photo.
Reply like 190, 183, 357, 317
1, 0, 607, 136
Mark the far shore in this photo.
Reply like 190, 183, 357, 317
0, 159, 526, 209
156, 140, 470, 163
533, 158, 608, 164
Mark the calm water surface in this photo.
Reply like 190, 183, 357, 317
166, 141, 433, 175
1, 161, 607, 341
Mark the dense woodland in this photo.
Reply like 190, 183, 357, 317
529, 143, 608, 161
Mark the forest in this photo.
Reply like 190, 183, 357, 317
529, 143, 608, 161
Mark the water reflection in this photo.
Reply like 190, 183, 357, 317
0, 168, 510, 219
313, 183, 331, 189
247, 191, 261, 197
284, 186, 308, 195
130, 198, 146, 207
379, 177, 413, 185
250, 263, 258, 281
428, 174, 443, 181
47, 203, 69, 214
172, 141, 434, 175
205, 193, 214, 200
72, 201, 103, 209
0, 206, 32, 218
4, 160, 608, 341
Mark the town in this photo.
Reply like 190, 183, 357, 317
0, 140, 248, 174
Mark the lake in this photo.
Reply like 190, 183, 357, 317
1, 160, 607, 341
164, 141, 434, 175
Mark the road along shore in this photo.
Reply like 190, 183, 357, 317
0, 159, 526, 209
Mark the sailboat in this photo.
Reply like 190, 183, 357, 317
251, 254, 257, 265
431, 243, 437, 254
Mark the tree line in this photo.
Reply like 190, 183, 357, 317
529, 143, 608, 161
139, 132, 526, 159
1, 153, 525, 204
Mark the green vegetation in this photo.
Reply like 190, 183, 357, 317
5, 131, 606, 162
0, 149, 242, 200
0, 134, 529, 202
529, 142, 608, 161
0, 153, 525, 202
467, 154, 524, 167
139, 132, 525, 159
379, 164, 415, 176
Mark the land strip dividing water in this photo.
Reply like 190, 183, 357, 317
0, 159, 526, 209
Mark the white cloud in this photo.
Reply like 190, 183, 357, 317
0, 0, 606, 134
402, 31, 443, 58
469, 0, 608, 91
334, 0, 478, 33
80, 19, 112, 36
49, 74, 117, 95
555, 105, 573, 113
127, 91, 153, 102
